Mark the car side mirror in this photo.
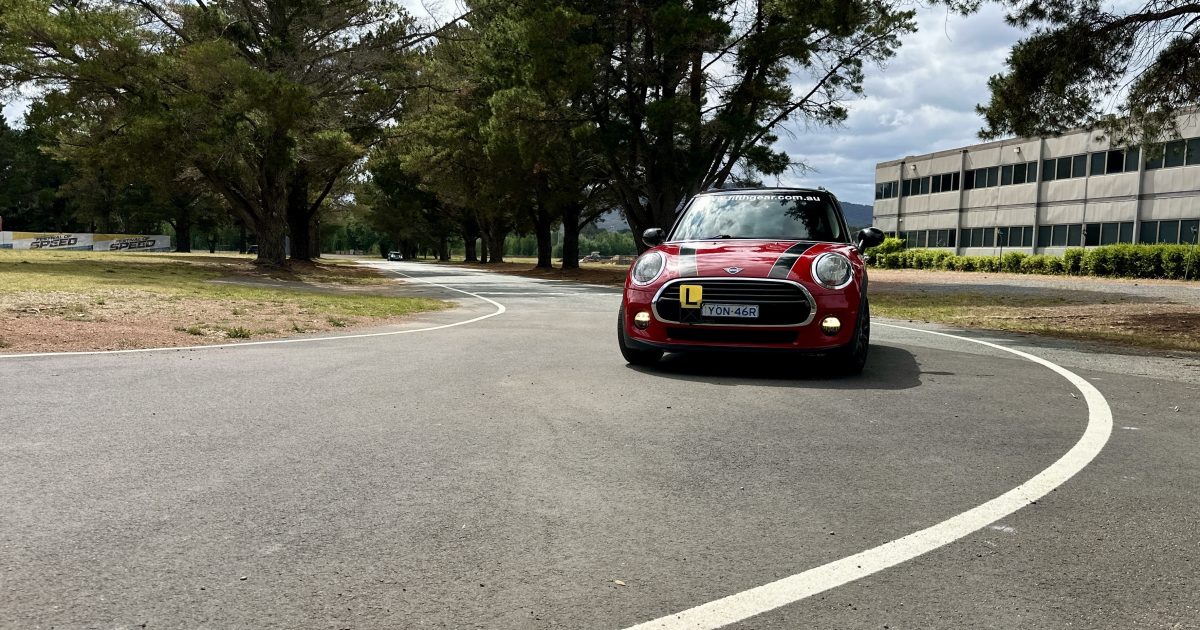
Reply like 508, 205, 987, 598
642, 228, 665, 247
856, 227, 885, 251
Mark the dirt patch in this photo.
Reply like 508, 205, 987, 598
869, 268, 1200, 352
0, 254, 446, 354
0, 287, 430, 354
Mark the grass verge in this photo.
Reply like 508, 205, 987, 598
871, 289, 1200, 353
1, 251, 450, 353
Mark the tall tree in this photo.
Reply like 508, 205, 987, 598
570, 0, 916, 249
0, 0, 455, 265
951, 1, 1200, 142
0, 115, 75, 231
475, 0, 609, 268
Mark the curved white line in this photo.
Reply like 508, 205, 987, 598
624, 322, 1113, 630
0, 267, 505, 360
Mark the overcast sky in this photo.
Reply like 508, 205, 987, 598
782, 4, 1025, 204
1, 2, 1026, 207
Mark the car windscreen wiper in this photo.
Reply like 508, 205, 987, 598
704, 234, 739, 239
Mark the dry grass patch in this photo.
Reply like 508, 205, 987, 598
0, 251, 449, 353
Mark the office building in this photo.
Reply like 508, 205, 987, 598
872, 115, 1200, 254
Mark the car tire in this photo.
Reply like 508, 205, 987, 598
831, 298, 870, 376
617, 305, 663, 366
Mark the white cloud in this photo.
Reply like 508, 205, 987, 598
780, 4, 1025, 206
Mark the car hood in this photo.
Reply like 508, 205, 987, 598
662, 239, 844, 279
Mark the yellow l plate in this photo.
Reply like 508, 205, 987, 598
680, 284, 703, 308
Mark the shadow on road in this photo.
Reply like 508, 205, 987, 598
626, 343, 923, 391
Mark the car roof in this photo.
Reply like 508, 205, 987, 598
693, 186, 831, 196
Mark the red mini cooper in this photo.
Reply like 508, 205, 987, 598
618, 188, 884, 374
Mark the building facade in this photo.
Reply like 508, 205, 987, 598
872, 115, 1200, 255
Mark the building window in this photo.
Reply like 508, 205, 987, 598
1038, 225, 1051, 247
1072, 154, 1087, 178
1140, 221, 1158, 243
1100, 222, 1117, 245
874, 181, 898, 200
1089, 148, 1138, 176
1067, 224, 1082, 245
1042, 158, 1057, 181
1051, 224, 1068, 246
1182, 220, 1200, 244
1143, 139, 1199, 170
1159, 220, 1179, 243
1119, 222, 1134, 243
1125, 147, 1140, 172
1165, 140, 1186, 167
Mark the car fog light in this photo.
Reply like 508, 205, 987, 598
634, 311, 652, 329
820, 316, 841, 335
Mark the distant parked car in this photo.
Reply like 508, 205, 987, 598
387, 251, 403, 261
580, 251, 603, 263
246, 244, 258, 254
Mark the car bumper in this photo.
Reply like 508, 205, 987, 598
622, 287, 858, 352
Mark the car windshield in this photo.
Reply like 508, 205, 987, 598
669, 193, 844, 242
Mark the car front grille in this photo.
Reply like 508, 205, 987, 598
653, 279, 814, 326
665, 327, 798, 345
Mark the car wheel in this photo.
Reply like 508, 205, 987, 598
617, 305, 663, 366
832, 298, 870, 376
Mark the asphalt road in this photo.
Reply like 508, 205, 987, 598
2, 260, 1198, 630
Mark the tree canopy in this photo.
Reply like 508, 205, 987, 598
3, 0, 928, 262
956, 0, 1200, 142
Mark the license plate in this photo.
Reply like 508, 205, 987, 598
702, 303, 759, 318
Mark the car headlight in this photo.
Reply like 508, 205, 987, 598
812, 253, 853, 289
631, 252, 665, 285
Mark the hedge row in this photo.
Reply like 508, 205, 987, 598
867, 239, 1200, 280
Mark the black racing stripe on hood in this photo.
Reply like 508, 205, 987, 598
768, 242, 815, 279
678, 245, 698, 277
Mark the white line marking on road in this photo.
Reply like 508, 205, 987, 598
475, 292, 580, 296
623, 322, 1113, 630
0, 265, 505, 360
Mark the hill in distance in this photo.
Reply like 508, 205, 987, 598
839, 201, 874, 229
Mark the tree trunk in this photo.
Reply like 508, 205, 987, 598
487, 224, 506, 263
238, 223, 248, 254
561, 202, 581, 269
174, 205, 192, 253
534, 205, 553, 269
287, 165, 313, 262
461, 215, 480, 262
439, 236, 450, 261
479, 236, 489, 264
254, 195, 289, 266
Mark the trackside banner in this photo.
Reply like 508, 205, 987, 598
93, 234, 172, 252
0, 232, 171, 252
4, 232, 94, 250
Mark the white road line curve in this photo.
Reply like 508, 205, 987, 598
623, 322, 1114, 630
0, 267, 504, 360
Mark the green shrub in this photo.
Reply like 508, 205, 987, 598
1161, 246, 1187, 279
867, 237, 906, 257
1062, 248, 1085, 275
1019, 255, 1053, 274
1130, 245, 1163, 278
1081, 247, 1110, 276
1047, 257, 1065, 274
1001, 252, 1026, 273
